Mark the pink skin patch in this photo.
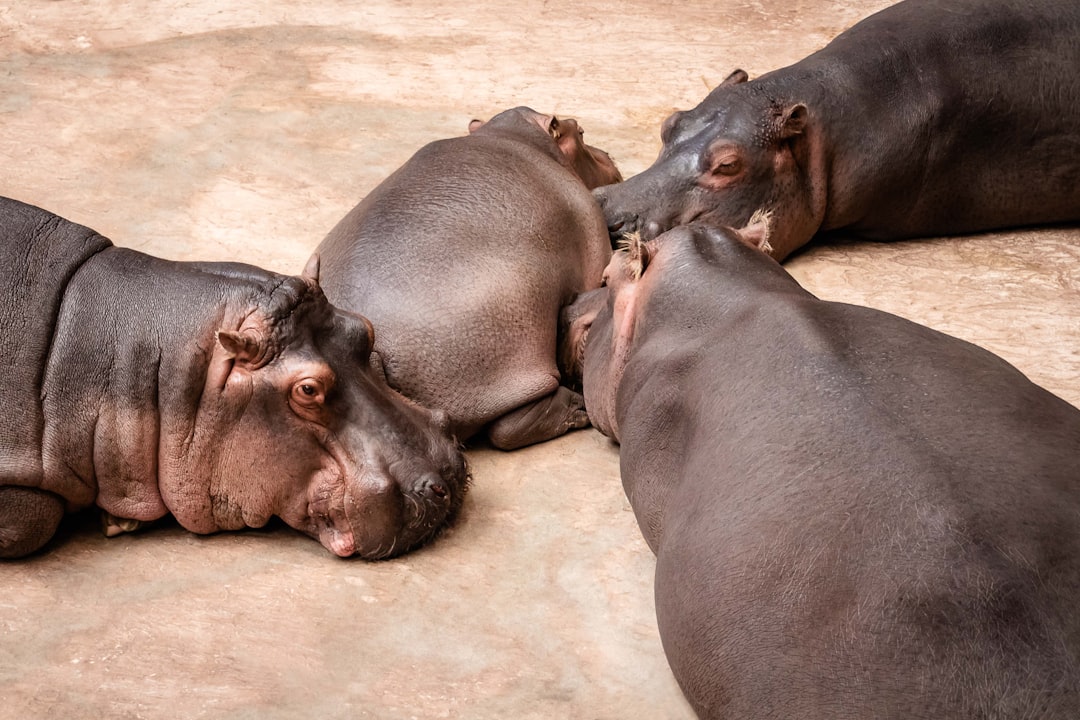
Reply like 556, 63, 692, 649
319, 525, 356, 557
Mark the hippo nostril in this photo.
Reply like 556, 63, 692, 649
418, 472, 449, 501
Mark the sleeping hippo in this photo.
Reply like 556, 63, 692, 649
316, 106, 622, 450
0, 196, 468, 560
596, 0, 1080, 260
573, 221, 1080, 717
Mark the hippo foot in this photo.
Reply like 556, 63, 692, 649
487, 386, 591, 451
0, 485, 64, 559
101, 512, 148, 537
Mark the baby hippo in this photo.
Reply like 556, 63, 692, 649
316, 106, 622, 449
0, 197, 468, 560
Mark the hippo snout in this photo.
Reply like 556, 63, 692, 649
592, 184, 612, 214
418, 472, 449, 500
407, 470, 453, 518
400, 471, 456, 533
344, 447, 467, 560
593, 186, 640, 246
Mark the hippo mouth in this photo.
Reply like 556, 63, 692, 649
607, 209, 688, 245
331, 459, 468, 561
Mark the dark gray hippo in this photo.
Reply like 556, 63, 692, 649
596, 0, 1080, 260
0, 197, 468, 560
316, 106, 622, 450
573, 221, 1080, 718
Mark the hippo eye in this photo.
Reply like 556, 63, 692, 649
291, 378, 327, 408
712, 156, 741, 176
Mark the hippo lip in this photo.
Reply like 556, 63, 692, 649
339, 471, 397, 560
337, 480, 359, 555
329, 439, 468, 560
339, 464, 438, 561
608, 217, 627, 234
313, 480, 357, 558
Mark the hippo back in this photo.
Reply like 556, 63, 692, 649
318, 132, 610, 441
594, 226, 1080, 717
0, 197, 112, 487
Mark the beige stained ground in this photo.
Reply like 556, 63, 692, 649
1, 1, 1077, 718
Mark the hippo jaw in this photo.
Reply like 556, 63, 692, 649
297, 420, 469, 560
581, 247, 647, 443
207, 360, 471, 561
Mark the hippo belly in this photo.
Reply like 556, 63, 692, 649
0, 198, 111, 505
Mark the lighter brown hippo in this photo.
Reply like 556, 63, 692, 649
316, 106, 622, 450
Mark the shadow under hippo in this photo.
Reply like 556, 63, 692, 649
316, 106, 622, 450
0, 196, 468, 560
572, 221, 1080, 718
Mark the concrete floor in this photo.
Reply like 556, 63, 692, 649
1, 1, 1077, 718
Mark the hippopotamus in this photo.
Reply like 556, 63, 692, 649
596, 0, 1080, 261
0, 196, 468, 560
315, 106, 622, 450
573, 221, 1080, 717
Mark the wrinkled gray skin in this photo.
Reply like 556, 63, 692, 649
574, 222, 1080, 718
316, 106, 622, 450
596, 0, 1080, 261
0, 197, 468, 560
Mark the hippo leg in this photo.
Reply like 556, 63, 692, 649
486, 386, 590, 451
0, 486, 64, 558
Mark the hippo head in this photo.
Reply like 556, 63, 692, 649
593, 70, 819, 261
468, 106, 623, 190
549, 116, 624, 190
576, 220, 772, 442
165, 256, 469, 560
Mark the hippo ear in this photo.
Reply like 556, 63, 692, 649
520, 109, 559, 139
735, 209, 775, 255
216, 329, 266, 366
547, 115, 561, 139
624, 233, 653, 280
778, 104, 808, 140
720, 69, 749, 86
301, 253, 321, 284
468, 118, 485, 133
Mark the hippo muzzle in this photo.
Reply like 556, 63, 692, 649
323, 407, 468, 560
343, 461, 466, 560
593, 158, 701, 247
